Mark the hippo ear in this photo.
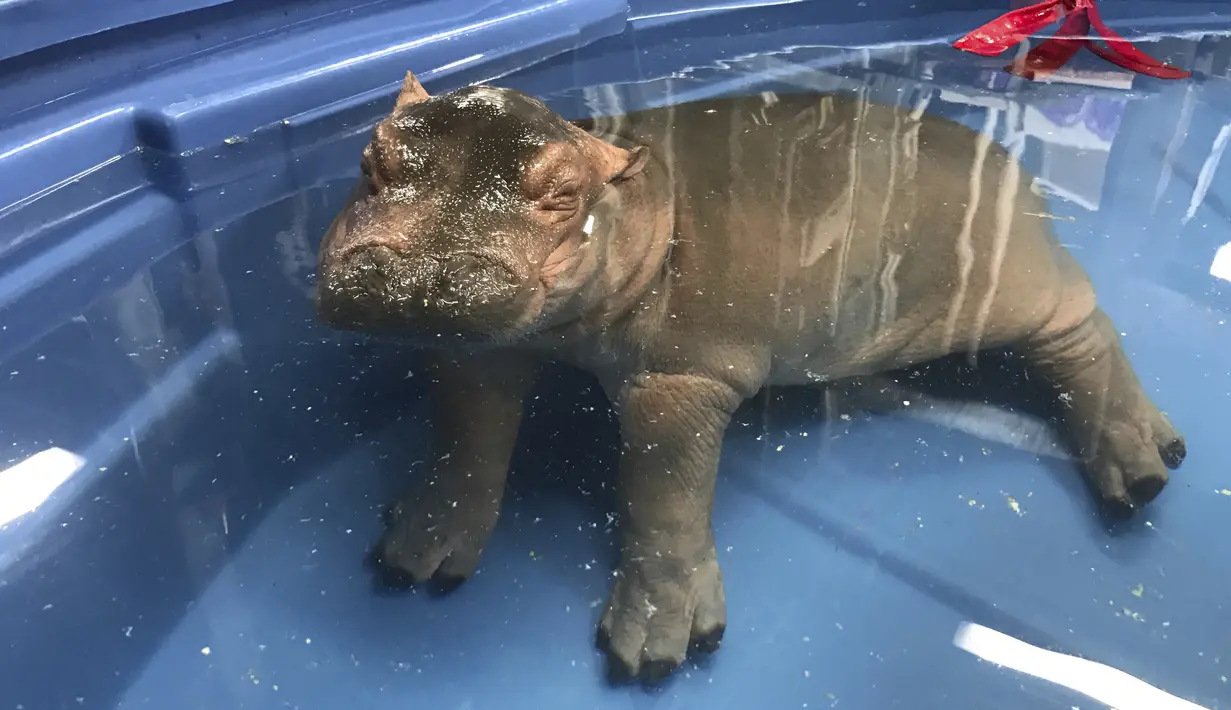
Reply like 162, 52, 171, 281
587, 135, 650, 184
611, 145, 649, 182
394, 71, 431, 110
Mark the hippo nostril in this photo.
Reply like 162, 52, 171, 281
441, 254, 480, 282
365, 246, 397, 267
437, 254, 519, 304
445, 254, 516, 284
348, 245, 397, 275
346, 245, 401, 295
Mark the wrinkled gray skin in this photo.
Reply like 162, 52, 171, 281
315, 71, 1186, 683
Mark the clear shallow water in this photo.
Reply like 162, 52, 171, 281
2, 20, 1231, 710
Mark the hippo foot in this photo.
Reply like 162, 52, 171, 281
1081, 407, 1185, 517
597, 542, 726, 684
367, 496, 498, 593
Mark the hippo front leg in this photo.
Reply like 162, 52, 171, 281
372, 350, 538, 590
600, 372, 744, 683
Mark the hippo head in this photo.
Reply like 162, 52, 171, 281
314, 70, 649, 345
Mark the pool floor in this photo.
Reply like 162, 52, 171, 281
3, 14, 1231, 710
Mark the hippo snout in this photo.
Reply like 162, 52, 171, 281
316, 245, 535, 338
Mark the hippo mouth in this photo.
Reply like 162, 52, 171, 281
539, 221, 591, 292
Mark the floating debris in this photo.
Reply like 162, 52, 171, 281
1022, 211, 1077, 222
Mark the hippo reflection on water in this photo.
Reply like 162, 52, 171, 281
314, 70, 1185, 683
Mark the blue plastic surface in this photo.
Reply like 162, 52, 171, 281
0, 0, 232, 62
2, 1, 1231, 709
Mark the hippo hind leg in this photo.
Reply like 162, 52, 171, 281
1021, 301, 1185, 515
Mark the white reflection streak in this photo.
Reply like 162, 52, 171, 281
970, 103, 1022, 357
875, 92, 929, 332
872, 111, 902, 335
774, 102, 799, 339
1210, 242, 1231, 282
1183, 121, 1231, 225
1154, 86, 1195, 212
954, 622, 1211, 710
942, 109, 998, 353
583, 84, 626, 138
0, 447, 86, 527
829, 89, 868, 336
877, 250, 902, 328
908, 89, 933, 122
423, 53, 485, 78
0, 107, 130, 163
904, 397, 1067, 459
208, 2, 567, 106
630, 0, 805, 21
316, 2, 566, 76
1, 153, 125, 223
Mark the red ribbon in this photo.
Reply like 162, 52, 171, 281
953, 0, 1192, 80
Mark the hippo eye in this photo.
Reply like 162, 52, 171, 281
542, 181, 581, 212
360, 156, 381, 195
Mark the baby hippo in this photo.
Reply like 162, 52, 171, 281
315, 70, 1185, 682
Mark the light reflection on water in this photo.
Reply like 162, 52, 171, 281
2, 25, 1230, 710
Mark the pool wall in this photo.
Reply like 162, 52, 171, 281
2, 1, 1230, 708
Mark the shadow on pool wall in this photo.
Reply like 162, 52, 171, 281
1, 0, 1231, 708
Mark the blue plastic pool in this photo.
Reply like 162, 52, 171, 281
2, 1, 1230, 708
